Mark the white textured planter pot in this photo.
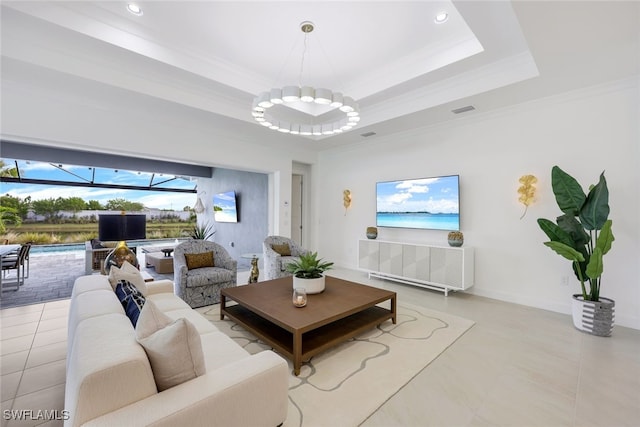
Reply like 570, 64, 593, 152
571, 294, 615, 337
292, 275, 325, 294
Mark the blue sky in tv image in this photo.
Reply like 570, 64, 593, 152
376, 175, 460, 231
213, 191, 238, 223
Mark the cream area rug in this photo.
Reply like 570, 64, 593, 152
200, 303, 474, 427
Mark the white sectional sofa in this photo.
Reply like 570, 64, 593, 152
65, 275, 289, 427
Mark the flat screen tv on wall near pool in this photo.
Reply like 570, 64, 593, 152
376, 175, 460, 231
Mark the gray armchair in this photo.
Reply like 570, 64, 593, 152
173, 240, 237, 308
263, 236, 310, 281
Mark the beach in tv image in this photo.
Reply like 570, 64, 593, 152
213, 191, 238, 223
376, 175, 460, 231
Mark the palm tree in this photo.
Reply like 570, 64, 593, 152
0, 206, 22, 234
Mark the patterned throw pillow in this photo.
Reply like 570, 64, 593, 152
115, 280, 146, 327
108, 261, 148, 296
271, 243, 291, 256
184, 251, 214, 270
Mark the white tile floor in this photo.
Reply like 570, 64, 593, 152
1, 268, 639, 427
1, 299, 69, 427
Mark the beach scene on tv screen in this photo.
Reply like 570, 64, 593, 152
213, 191, 238, 223
376, 176, 459, 231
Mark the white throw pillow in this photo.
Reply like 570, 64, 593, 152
108, 261, 148, 296
136, 300, 206, 391
135, 299, 172, 340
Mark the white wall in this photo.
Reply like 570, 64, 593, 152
2, 62, 638, 329
316, 77, 640, 329
1, 65, 318, 238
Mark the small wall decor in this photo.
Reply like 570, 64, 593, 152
517, 174, 537, 219
343, 189, 352, 215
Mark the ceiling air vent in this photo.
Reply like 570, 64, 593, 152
451, 105, 476, 114
360, 131, 377, 137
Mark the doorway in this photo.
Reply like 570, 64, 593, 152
291, 174, 303, 245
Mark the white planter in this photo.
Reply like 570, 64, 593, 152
571, 294, 615, 337
292, 275, 325, 294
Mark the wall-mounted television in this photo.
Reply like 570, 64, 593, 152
376, 175, 460, 231
213, 191, 238, 223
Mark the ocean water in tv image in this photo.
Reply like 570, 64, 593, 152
376, 175, 460, 230
376, 212, 459, 231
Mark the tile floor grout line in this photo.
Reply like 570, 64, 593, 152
8, 304, 46, 411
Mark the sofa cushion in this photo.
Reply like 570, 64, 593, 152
184, 267, 234, 288
108, 261, 148, 296
136, 301, 206, 391
199, 331, 251, 370
146, 292, 192, 312
67, 289, 125, 360
184, 251, 214, 270
71, 275, 112, 298
115, 281, 146, 327
271, 243, 291, 256
66, 313, 157, 427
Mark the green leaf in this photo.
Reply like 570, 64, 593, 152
586, 247, 604, 279
543, 241, 585, 262
285, 252, 334, 279
580, 171, 610, 230
537, 218, 574, 247
556, 214, 590, 247
595, 220, 614, 255
551, 166, 586, 216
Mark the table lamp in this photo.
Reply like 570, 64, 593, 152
98, 214, 146, 273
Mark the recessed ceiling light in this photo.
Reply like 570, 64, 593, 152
435, 12, 448, 24
127, 3, 143, 16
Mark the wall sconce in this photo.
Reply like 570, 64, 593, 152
518, 175, 537, 219
343, 189, 352, 215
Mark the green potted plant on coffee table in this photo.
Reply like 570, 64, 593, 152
537, 166, 615, 336
286, 252, 334, 294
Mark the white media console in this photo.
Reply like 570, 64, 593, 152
358, 239, 474, 296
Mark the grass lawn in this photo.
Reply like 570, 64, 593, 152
3, 222, 195, 244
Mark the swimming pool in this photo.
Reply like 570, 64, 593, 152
29, 239, 186, 254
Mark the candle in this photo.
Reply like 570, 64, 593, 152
293, 288, 307, 307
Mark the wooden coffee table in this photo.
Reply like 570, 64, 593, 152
220, 276, 396, 375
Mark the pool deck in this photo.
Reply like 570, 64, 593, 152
0, 251, 176, 309
1, 250, 253, 309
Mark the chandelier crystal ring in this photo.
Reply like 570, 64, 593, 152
251, 21, 360, 136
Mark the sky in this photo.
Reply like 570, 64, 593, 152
376, 176, 460, 214
1, 160, 199, 211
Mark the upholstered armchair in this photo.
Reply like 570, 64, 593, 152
263, 236, 310, 281
173, 240, 237, 308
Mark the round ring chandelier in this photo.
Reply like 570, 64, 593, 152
251, 22, 360, 136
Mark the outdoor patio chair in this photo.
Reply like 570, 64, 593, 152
1, 243, 31, 291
